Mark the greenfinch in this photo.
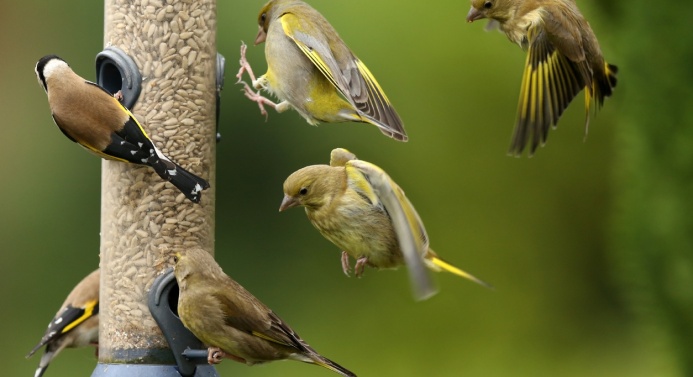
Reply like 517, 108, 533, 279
280, 148, 491, 301
236, 0, 407, 141
173, 248, 356, 376
27, 269, 99, 377
466, 0, 618, 156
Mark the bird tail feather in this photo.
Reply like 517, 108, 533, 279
311, 355, 357, 377
148, 150, 210, 203
33, 350, 55, 377
583, 62, 618, 138
426, 255, 493, 289
590, 62, 618, 109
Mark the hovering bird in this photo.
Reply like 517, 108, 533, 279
280, 148, 492, 300
466, 0, 618, 156
236, 0, 407, 141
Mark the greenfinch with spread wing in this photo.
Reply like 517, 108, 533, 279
280, 148, 491, 300
173, 248, 356, 376
237, 0, 407, 141
466, 0, 618, 156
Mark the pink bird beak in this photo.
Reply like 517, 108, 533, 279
279, 195, 298, 212
255, 26, 267, 45
466, 7, 484, 23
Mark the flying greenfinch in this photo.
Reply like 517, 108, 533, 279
27, 269, 99, 377
466, 0, 618, 156
236, 0, 407, 141
280, 148, 492, 301
173, 248, 356, 376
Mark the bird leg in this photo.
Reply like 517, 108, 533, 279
354, 256, 369, 277
240, 83, 291, 119
236, 42, 259, 84
207, 347, 226, 365
341, 251, 352, 277
236, 41, 291, 119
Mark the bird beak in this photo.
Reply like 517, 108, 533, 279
279, 195, 298, 212
466, 7, 484, 23
255, 26, 267, 45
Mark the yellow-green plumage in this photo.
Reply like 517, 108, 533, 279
173, 248, 355, 376
249, 0, 407, 141
280, 149, 491, 300
467, 0, 618, 156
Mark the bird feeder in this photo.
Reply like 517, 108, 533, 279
93, 0, 219, 374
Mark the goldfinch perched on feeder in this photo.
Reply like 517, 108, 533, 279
236, 0, 407, 141
35, 55, 210, 203
27, 269, 100, 377
173, 248, 356, 376
466, 0, 618, 156
280, 148, 492, 300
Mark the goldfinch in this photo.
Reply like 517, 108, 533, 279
27, 269, 99, 377
280, 148, 491, 300
466, 0, 618, 156
35, 55, 210, 202
236, 0, 407, 141
173, 248, 356, 376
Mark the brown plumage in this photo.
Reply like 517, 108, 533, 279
173, 248, 356, 376
27, 269, 99, 377
467, 0, 618, 156
35, 55, 210, 202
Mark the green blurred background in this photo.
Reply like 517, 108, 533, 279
3, 0, 691, 376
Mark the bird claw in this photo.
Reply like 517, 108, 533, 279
240, 83, 271, 120
237, 41, 281, 121
236, 41, 258, 84
113, 90, 123, 102
341, 251, 351, 277
354, 257, 368, 277
207, 347, 225, 365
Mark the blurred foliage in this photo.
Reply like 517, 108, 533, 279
609, 0, 693, 375
0, 0, 688, 376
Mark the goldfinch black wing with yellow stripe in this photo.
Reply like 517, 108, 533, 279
89, 81, 208, 202
26, 299, 99, 358
345, 160, 437, 300
279, 12, 406, 141
26, 269, 99, 377
27, 268, 100, 359
509, 18, 590, 156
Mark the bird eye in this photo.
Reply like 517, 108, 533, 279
173, 255, 179, 263
260, 13, 267, 23
483, 1, 492, 8
299, 187, 308, 195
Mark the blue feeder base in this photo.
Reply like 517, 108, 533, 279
91, 363, 219, 377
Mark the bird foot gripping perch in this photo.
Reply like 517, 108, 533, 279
206, 348, 225, 365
